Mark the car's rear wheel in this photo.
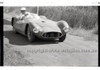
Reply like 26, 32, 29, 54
13, 27, 18, 34
27, 26, 35, 42
11, 17, 15, 26
59, 34, 66, 42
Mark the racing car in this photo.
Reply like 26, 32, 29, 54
11, 13, 69, 42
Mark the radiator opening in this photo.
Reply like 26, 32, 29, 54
42, 32, 62, 38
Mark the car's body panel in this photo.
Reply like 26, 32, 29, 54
13, 20, 27, 35
12, 14, 69, 40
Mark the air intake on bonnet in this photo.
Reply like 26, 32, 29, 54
43, 32, 62, 38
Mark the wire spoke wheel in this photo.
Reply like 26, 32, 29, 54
27, 26, 35, 42
13, 27, 17, 34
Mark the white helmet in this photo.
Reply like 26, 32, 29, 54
20, 7, 26, 11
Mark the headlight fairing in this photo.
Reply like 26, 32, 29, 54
57, 20, 70, 33
33, 28, 39, 33
33, 26, 42, 33
63, 27, 69, 32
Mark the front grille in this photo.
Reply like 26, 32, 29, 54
42, 32, 62, 38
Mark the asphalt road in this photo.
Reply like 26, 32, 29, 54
3, 14, 98, 66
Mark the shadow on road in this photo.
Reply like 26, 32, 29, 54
4, 30, 57, 45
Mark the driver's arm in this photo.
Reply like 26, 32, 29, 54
21, 12, 29, 20
16, 14, 24, 20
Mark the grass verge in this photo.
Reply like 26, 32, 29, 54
4, 44, 32, 66
69, 28, 98, 42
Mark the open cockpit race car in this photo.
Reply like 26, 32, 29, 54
11, 13, 70, 42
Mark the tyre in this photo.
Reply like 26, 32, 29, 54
27, 26, 35, 42
54, 38, 59, 43
11, 17, 14, 26
59, 34, 66, 42
13, 27, 18, 34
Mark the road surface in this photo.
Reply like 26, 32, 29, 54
3, 14, 98, 66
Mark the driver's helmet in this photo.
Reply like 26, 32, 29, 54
20, 7, 26, 14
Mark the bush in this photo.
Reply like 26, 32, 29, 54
38, 6, 98, 30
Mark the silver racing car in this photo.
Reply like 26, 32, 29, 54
11, 14, 69, 42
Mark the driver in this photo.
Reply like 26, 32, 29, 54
19, 7, 31, 20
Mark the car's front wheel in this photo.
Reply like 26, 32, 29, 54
59, 34, 66, 42
27, 26, 35, 42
